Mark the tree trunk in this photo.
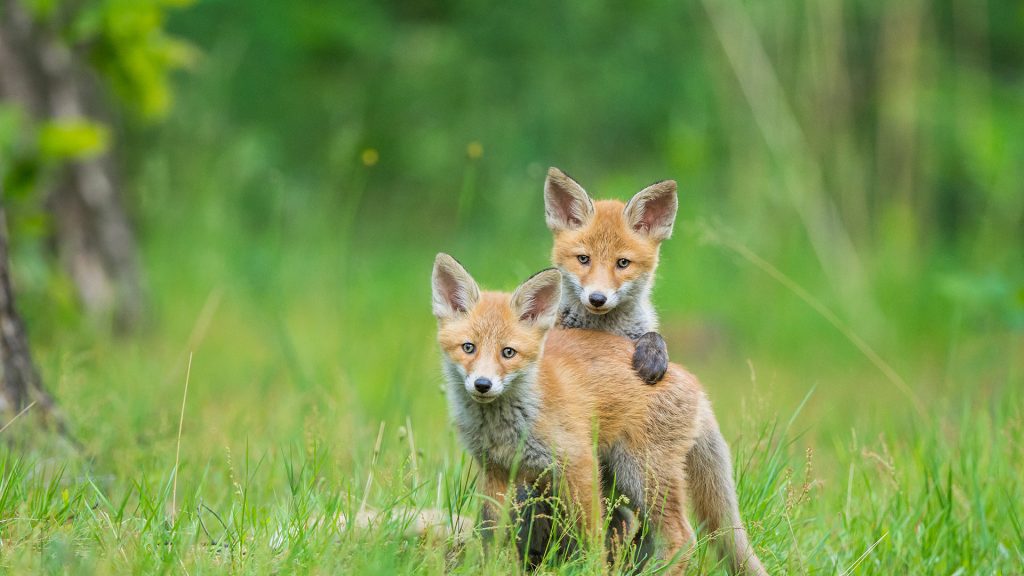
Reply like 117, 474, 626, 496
0, 204, 63, 430
0, 0, 143, 331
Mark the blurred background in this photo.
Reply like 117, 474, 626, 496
0, 0, 1022, 569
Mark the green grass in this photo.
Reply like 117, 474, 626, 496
3, 206, 1022, 573
3, 0, 1022, 572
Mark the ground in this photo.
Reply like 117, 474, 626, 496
4, 211, 1021, 574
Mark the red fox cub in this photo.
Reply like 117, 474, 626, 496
432, 253, 767, 575
544, 167, 677, 385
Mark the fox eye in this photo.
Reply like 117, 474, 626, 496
616, 258, 631, 269
461, 342, 476, 354
577, 255, 590, 265
501, 347, 517, 359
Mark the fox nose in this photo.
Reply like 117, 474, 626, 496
474, 377, 493, 393
588, 292, 607, 308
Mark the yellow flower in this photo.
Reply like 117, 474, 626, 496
361, 148, 379, 167
466, 141, 483, 160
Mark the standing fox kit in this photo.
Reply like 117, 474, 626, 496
544, 167, 676, 384
432, 254, 767, 575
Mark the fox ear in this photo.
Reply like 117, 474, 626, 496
544, 167, 594, 232
432, 253, 480, 319
623, 180, 678, 241
511, 269, 562, 329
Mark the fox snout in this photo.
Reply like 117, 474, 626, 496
578, 283, 626, 314
464, 372, 504, 403
583, 289, 616, 313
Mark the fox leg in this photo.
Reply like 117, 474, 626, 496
563, 455, 603, 548
605, 505, 634, 560
512, 482, 581, 567
512, 484, 548, 567
648, 476, 696, 575
480, 467, 510, 549
628, 510, 658, 572
632, 332, 669, 384
603, 442, 655, 571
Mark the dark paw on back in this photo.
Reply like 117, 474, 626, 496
632, 332, 668, 385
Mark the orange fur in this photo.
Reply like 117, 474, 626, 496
439, 289, 707, 569
434, 252, 767, 574
551, 200, 660, 295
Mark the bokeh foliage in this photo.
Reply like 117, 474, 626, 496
1, 0, 193, 216
2, 0, 1023, 574
126, 0, 1024, 353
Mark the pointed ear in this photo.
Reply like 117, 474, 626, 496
623, 180, 678, 241
544, 167, 594, 232
511, 269, 562, 329
432, 253, 480, 319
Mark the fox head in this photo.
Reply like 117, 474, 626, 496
431, 254, 561, 404
544, 167, 678, 315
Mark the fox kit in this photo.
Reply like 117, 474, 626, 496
544, 167, 677, 384
432, 254, 767, 575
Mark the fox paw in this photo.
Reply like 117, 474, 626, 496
632, 332, 668, 385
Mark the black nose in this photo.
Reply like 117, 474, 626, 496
474, 377, 492, 393
588, 292, 607, 307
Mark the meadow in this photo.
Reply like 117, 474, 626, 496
2, 0, 1023, 574
4, 172, 1021, 573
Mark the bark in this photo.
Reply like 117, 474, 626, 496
0, 204, 64, 431
0, 0, 143, 331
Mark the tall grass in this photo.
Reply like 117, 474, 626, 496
1, 340, 1020, 573
3, 0, 1022, 573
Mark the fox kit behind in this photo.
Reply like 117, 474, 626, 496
541, 167, 680, 564
432, 254, 768, 575
544, 167, 677, 384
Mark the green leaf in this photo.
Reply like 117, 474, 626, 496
38, 119, 110, 160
